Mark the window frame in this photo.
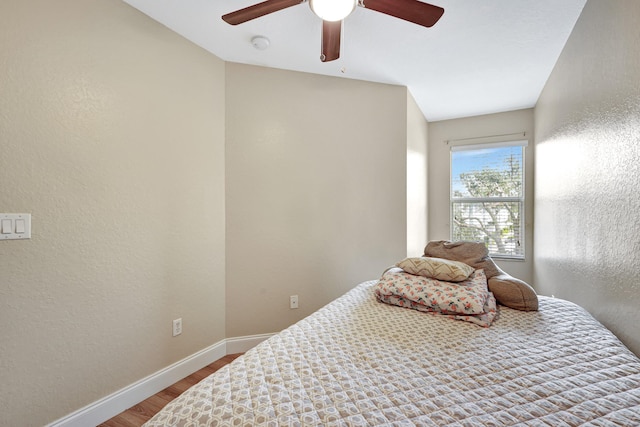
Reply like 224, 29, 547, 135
449, 140, 527, 260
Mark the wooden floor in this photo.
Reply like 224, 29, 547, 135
99, 353, 243, 427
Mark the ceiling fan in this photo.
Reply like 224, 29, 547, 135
222, 0, 444, 62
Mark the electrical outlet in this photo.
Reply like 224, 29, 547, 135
290, 295, 299, 309
172, 318, 182, 336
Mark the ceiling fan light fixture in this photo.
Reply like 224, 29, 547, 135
309, 0, 357, 22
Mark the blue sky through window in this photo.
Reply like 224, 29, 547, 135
451, 146, 522, 196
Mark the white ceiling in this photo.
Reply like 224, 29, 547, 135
122, 0, 586, 121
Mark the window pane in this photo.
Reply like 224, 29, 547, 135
452, 146, 523, 199
452, 201, 523, 257
450, 143, 525, 258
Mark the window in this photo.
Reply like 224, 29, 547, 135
450, 140, 526, 259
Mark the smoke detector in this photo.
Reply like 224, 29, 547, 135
251, 36, 270, 50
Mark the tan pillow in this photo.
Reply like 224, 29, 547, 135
423, 240, 502, 278
423, 240, 538, 311
488, 274, 538, 311
396, 257, 475, 282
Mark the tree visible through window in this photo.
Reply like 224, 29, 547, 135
450, 141, 526, 258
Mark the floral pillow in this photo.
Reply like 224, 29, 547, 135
376, 267, 489, 315
396, 257, 475, 282
378, 288, 497, 327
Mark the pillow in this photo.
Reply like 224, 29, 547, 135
396, 257, 474, 282
376, 268, 489, 315
423, 240, 502, 278
488, 274, 538, 311
423, 240, 538, 311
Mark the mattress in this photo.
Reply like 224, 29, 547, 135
145, 281, 640, 426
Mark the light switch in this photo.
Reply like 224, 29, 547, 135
0, 214, 31, 240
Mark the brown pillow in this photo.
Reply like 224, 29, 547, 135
396, 257, 474, 282
488, 274, 538, 311
423, 240, 502, 278
423, 240, 538, 311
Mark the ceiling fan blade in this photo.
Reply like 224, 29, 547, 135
361, 0, 444, 27
321, 20, 341, 62
222, 0, 303, 25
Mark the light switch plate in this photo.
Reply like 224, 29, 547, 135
0, 214, 31, 240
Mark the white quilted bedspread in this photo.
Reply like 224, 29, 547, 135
145, 281, 640, 426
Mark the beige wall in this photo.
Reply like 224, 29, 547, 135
0, 1, 226, 425
407, 94, 429, 256
225, 63, 408, 336
427, 109, 535, 284
534, 0, 640, 355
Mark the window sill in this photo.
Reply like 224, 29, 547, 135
490, 255, 525, 262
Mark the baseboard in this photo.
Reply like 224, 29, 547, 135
226, 332, 274, 354
47, 340, 226, 427
46, 333, 274, 427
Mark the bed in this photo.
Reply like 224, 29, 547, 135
144, 279, 640, 426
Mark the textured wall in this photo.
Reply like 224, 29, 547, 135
406, 94, 429, 257
225, 63, 408, 337
0, 1, 226, 425
534, 0, 640, 355
428, 109, 535, 283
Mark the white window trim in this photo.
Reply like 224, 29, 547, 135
450, 139, 528, 152
450, 140, 527, 260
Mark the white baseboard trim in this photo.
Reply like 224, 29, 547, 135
47, 333, 274, 427
226, 332, 274, 354
47, 340, 226, 427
